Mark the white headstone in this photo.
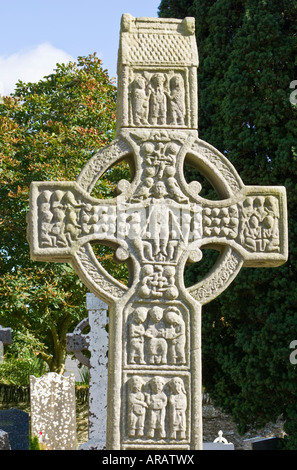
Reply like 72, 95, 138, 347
30, 372, 77, 450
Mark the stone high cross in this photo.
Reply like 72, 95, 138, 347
27, 15, 288, 450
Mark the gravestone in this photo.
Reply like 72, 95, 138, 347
30, 372, 77, 450
27, 15, 288, 450
0, 408, 29, 450
67, 293, 109, 449
203, 430, 234, 450
0, 325, 12, 363
252, 437, 284, 450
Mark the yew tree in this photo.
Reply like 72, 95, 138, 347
0, 54, 126, 373
158, 0, 297, 448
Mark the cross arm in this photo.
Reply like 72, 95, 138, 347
27, 181, 119, 262
200, 185, 288, 268
27, 180, 130, 303
66, 318, 90, 368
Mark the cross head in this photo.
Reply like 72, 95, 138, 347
28, 15, 288, 450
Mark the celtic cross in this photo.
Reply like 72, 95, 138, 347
28, 15, 288, 450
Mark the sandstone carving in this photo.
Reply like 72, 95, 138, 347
28, 15, 288, 450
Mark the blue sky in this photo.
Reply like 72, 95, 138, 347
0, 0, 162, 95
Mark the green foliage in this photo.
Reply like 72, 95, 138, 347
0, 54, 124, 373
159, 0, 297, 448
29, 435, 41, 450
0, 331, 47, 385
158, 0, 196, 17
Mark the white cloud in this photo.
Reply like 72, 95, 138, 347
0, 43, 74, 96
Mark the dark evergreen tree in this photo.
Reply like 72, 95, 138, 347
158, 0, 297, 448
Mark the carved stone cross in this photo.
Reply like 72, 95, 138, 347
28, 15, 288, 450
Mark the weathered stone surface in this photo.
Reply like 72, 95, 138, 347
30, 373, 77, 450
67, 293, 108, 450
27, 15, 288, 450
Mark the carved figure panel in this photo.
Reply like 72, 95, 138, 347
201, 195, 281, 254
125, 374, 189, 443
239, 195, 280, 253
126, 304, 188, 367
130, 71, 187, 128
37, 188, 117, 248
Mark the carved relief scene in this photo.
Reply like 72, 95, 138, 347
201, 195, 281, 254
129, 70, 187, 128
130, 132, 189, 203
126, 303, 188, 367
125, 374, 189, 443
238, 195, 280, 253
37, 188, 117, 248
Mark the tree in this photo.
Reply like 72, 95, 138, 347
0, 54, 127, 374
158, 0, 297, 448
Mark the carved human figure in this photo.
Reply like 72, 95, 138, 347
40, 209, 53, 247
39, 191, 53, 247
222, 205, 239, 239
126, 210, 142, 240
128, 307, 147, 365
240, 195, 280, 252
64, 206, 80, 242
50, 191, 68, 247
242, 214, 262, 251
164, 307, 186, 364
127, 376, 148, 438
164, 166, 188, 204
130, 177, 154, 202
146, 181, 184, 261
262, 196, 280, 252
131, 75, 149, 125
148, 73, 167, 126
145, 307, 167, 365
80, 203, 93, 235
167, 75, 185, 126
138, 264, 155, 298
168, 377, 187, 439
162, 266, 178, 300
146, 376, 167, 439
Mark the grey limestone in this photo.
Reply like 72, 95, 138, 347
27, 14, 288, 450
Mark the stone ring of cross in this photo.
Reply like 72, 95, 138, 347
28, 126, 287, 306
